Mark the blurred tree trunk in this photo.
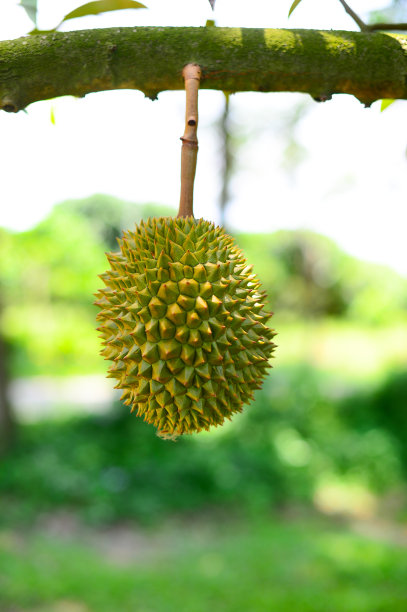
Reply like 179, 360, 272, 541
219, 95, 233, 230
0, 302, 15, 455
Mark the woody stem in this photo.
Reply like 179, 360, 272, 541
178, 64, 201, 218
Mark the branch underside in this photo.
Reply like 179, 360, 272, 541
1, 27, 407, 111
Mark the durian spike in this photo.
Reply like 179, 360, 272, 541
178, 64, 202, 219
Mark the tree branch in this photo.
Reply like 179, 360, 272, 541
337, 0, 407, 33
368, 22, 407, 32
337, 0, 368, 31
1, 27, 407, 111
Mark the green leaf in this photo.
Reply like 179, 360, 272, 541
20, 0, 37, 25
288, 0, 304, 18
60, 0, 147, 24
380, 99, 395, 112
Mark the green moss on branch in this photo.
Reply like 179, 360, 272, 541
1, 27, 407, 111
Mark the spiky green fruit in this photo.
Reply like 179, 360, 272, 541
95, 217, 276, 438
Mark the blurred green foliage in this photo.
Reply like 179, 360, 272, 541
0, 196, 176, 375
0, 195, 406, 526
1, 195, 406, 377
0, 366, 405, 526
65, 194, 177, 250
342, 369, 407, 480
237, 231, 407, 323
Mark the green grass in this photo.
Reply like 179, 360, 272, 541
1, 515, 406, 612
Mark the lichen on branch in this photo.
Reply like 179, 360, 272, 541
1, 26, 407, 111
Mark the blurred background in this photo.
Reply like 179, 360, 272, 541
0, 1, 407, 611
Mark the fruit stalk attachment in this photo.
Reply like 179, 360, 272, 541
178, 64, 202, 218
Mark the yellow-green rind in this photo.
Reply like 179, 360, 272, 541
95, 217, 276, 437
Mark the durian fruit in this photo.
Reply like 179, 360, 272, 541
95, 216, 276, 438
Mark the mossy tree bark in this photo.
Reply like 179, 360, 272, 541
1, 27, 407, 112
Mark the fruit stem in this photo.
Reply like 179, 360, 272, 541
178, 64, 202, 218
